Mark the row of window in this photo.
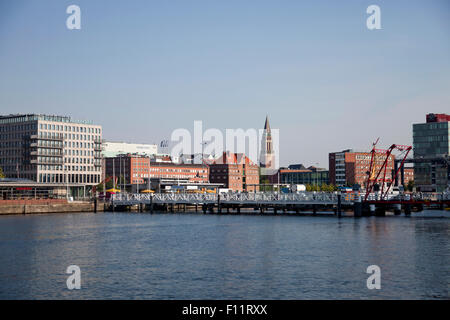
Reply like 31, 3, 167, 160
36, 157, 63, 164
414, 147, 449, 155
37, 140, 63, 148
0, 124, 36, 131
413, 142, 449, 149
65, 157, 95, 164
133, 168, 207, 173
38, 173, 101, 184
37, 165, 101, 172
65, 149, 96, 156
39, 123, 101, 134
0, 133, 33, 140
414, 135, 448, 143
35, 148, 63, 156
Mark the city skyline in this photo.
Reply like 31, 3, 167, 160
1, 0, 449, 168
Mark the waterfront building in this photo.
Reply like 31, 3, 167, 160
329, 149, 395, 188
0, 114, 102, 197
104, 154, 209, 191
0, 178, 75, 200
277, 166, 329, 186
403, 168, 414, 187
413, 113, 450, 192
102, 141, 158, 157
209, 152, 259, 192
151, 154, 175, 163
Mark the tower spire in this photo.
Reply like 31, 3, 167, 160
264, 115, 271, 131
260, 115, 274, 170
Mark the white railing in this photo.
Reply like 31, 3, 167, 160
364, 192, 450, 201
111, 192, 358, 205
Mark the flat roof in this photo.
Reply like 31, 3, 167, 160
0, 114, 96, 125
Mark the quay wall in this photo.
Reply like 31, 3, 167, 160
0, 200, 104, 215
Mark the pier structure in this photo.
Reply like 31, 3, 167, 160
110, 192, 450, 216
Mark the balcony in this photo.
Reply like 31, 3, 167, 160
31, 159, 64, 165
30, 150, 63, 157
36, 144, 63, 149
31, 134, 64, 141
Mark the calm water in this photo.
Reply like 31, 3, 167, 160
0, 211, 448, 299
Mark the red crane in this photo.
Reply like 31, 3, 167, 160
364, 140, 412, 201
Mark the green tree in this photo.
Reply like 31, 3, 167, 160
259, 171, 271, 192
96, 183, 104, 192
406, 180, 414, 192
0, 166, 5, 178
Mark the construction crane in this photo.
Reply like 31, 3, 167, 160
364, 140, 412, 201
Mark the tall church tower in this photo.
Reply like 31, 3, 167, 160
260, 115, 275, 169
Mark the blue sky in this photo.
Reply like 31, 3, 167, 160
1, 0, 449, 167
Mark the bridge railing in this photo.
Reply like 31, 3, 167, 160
111, 192, 358, 204
221, 192, 354, 203
364, 192, 450, 202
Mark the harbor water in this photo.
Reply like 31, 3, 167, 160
0, 211, 448, 299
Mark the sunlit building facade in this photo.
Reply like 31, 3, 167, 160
0, 114, 102, 196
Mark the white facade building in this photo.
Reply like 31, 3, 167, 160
102, 141, 158, 157
0, 114, 102, 196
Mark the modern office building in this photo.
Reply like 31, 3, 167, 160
0, 114, 102, 196
209, 152, 259, 192
277, 166, 329, 186
412, 113, 450, 192
329, 150, 349, 186
329, 149, 395, 188
102, 141, 158, 157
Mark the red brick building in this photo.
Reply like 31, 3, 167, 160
329, 150, 395, 188
209, 152, 259, 192
149, 162, 208, 183
403, 168, 414, 187
104, 154, 209, 189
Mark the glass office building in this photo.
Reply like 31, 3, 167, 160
280, 169, 329, 186
412, 114, 450, 192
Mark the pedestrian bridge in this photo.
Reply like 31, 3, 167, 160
111, 192, 359, 206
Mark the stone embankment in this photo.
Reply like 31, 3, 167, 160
0, 199, 104, 215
